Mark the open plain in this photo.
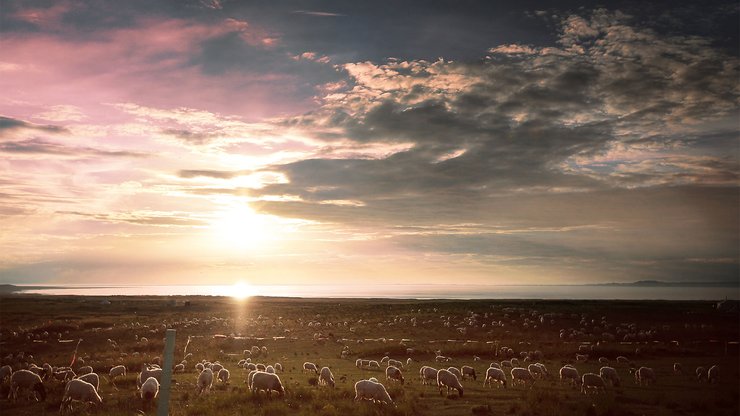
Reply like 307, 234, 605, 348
0, 295, 738, 416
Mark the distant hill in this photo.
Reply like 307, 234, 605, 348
594, 280, 738, 287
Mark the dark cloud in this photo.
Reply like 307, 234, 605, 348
0, 138, 147, 158
0, 116, 68, 135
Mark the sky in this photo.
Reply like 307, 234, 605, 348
0, 0, 738, 288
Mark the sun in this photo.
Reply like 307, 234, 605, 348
209, 204, 275, 250
230, 281, 254, 300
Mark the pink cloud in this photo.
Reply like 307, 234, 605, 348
0, 17, 303, 125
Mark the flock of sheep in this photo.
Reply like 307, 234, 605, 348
0, 300, 734, 414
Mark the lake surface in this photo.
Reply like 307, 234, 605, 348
10, 283, 740, 300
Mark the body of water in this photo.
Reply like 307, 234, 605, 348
9, 283, 740, 300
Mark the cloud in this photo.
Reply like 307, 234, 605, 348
57, 210, 207, 227
0, 138, 147, 158
292, 10, 345, 17
0, 115, 68, 135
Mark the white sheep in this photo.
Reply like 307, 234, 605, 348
265, 365, 275, 374
211, 362, 224, 374
489, 362, 501, 369
559, 365, 580, 387
195, 363, 204, 372
303, 362, 319, 374
581, 373, 606, 394
354, 379, 394, 405
261, 346, 268, 355
461, 365, 477, 381
484, 367, 507, 388
77, 366, 93, 376
108, 365, 126, 380
447, 366, 463, 380
218, 368, 230, 383
9, 369, 47, 402
616, 356, 630, 365
196, 368, 213, 395
136, 366, 162, 389
319, 366, 335, 388
599, 366, 620, 386
435, 355, 450, 363
274, 363, 283, 372
388, 359, 403, 368
355, 359, 363, 368
174, 363, 185, 373
635, 367, 656, 386
256, 363, 266, 371
140, 376, 159, 400
528, 363, 544, 379
369, 360, 380, 368
406, 358, 413, 366
251, 372, 284, 397
510, 367, 535, 388
246, 370, 259, 389
380, 356, 390, 364
420, 366, 439, 385
708, 365, 719, 384
59, 379, 100, 414
386, 365, 404, 384
76, 372, 100, 391
437, 368, 464, 397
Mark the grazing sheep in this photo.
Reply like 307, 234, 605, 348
388, 359, 403, 368
9, 369, 47, 402
581, 373, 606, 394
435, 355, 450, 363
635, 367, 656, 386
261, 346, 268, 355
140, 376, 159, 400
59, 379, 99, 414
218, 368, 230, 383
354, 379, 394, 405
447, 367, 463, 379
77, 366, 93, 376
76, 373, 100, 391
274, 363, 283, 372
511, 367, 535, 388
696, 366, 707, 383
673, 363, 683, 375
0, 365, 12, 383
708, 365, 719, 384
406, 358, 413, 366
369, 360, 380, 369
616, 356, 630, 365
174, 363, 185, 373
437, 369, 464, 397
500, 360, 512, 368
355, 359, 363, 368
380, 356, 390, 364
196, 368, 213, 395
559, 366, 580, 387
489, 362, 501, 369
461, 365, 477, 381
303, 362, 319, 374
599, 366, 620, 386
54, 369, 76, 382
195, 363, 204, 372
527, 363, 544, 379
510, 358, 520, 367
319, 366, 335, 388
265, 365, 275, 374
211, 362, 224, 374
534, 363, 550, 378
251, 372, 284, 397
256, 363, 266, 371
598, 357, 609, 364
386, 365, 404, 384
136, 366, 162, 389
576, 354, 588, 362
108, 365, 126, 380
420, 366, 439, 385
246, 370, 259, 390
484, 367, 507, 388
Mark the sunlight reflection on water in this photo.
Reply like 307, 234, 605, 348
15, 284, 740, 300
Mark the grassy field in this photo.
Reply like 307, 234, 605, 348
0, 295, 738, 415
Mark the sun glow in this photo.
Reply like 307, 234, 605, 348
209, 204, 278, 250
230, 281, 254, 300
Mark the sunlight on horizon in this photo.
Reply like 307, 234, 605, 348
229, 280, 255, 300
